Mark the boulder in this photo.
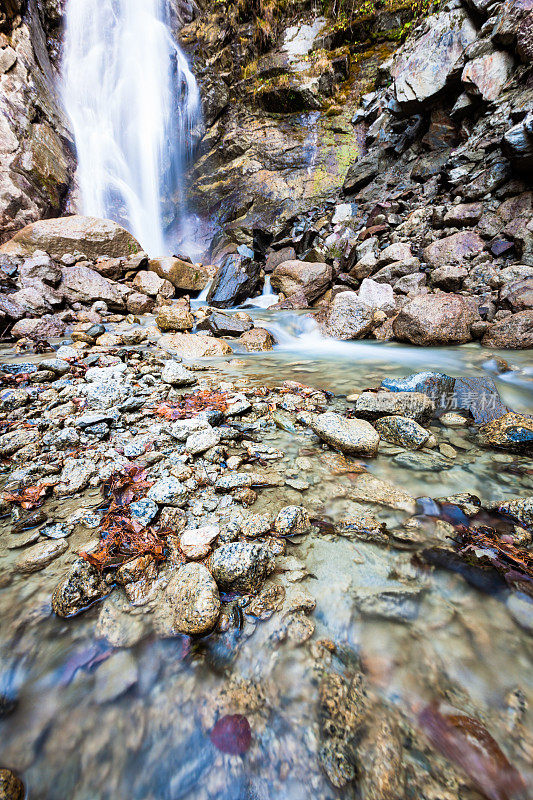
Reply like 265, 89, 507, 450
0, 293, 24, 321
343, 152, 381, 193
126, 292, 154, 315
443, 203, 483, 227
302, 411, 380, 456
158, 333, 233, 358
354, 391, 435, 424
375, 243, 412, 267
2, 216, 141, 260
393, 293, 476, 345
132, 270, 174, 298
478, 412, 533, 454
320, 291, 375, 340
156, 304, 194, 331
358, 278, 394, 311
60, 264, 130, 310
271, 260, 332, 302
423, 232, 485, 268
391, 10, 477, 107
430, 265, 468, 291
500, 278, 533, 311
149, 257, 211, 292
10, 315, 66, 340
481, 310, 533, 348
207, 254, 261, 308
209, 542, 275, 593
238, 328, 275, 351
462, 50, 515, 102
156, 563, 220, 636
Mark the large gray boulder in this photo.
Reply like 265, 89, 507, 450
271, 260, 332, 302
393, 293, 476, 345
207, 253, 261, 308
320, 291, 375, 340
391, 10, 477, 107
2, 216, 141, 260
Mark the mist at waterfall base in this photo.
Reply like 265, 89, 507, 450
62, 0, 202, 257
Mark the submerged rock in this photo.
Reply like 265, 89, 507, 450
52, 558, 109, 618
156, 563, 221, 636
302, 411, 380, 456
209, 542, 275, 593
374, 415, 430, 449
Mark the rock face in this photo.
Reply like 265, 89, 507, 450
158, 563, 221, 635
391, 9, 477, 107
393, 294, 476, 345
303, 411, 380, 456
2, 216, 141, 259
209, 542, 275, 593
0, 4, 74, 243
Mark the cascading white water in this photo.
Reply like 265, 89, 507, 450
62, 0, 201, 256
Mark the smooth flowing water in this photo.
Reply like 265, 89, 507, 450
62, 0, 202, 256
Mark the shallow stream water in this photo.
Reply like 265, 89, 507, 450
0, 313, 532, 799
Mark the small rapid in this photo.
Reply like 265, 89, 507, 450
62, 0, 202, 256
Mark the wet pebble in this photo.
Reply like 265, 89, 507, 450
129, 498, 159, 527
209, 542, 275, 593
41, 523, 71, 539
275, 506, 311, 536
147, 476, 188, 506
15, 539, 68, 574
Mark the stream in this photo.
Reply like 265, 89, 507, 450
0, 307, 532, 799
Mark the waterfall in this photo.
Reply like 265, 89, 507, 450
62, 0, 201, 256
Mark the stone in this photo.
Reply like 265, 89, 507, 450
265, 247, 297, 272
149, 257, 211, 292
462, 50, 515, 102
391, 9, 477, 107
52, 558, 109, 617
132, 270, 174, 297
186, 426, 221, 455
10, 315, 66, 340
393, 451, 453, 471
159, 333, 232, 358
478, 412, 533, 453
423, 232, 485, 268
393, 293, 476, 345
271, 260, 332, 302
160, 361, 197, 386
147, 476, 188, 506
0, 769, 24, 800
197, 311, 253, 337
349, 473, 416, 513
209, 542, 275, 593
15, 539, 68, 573
482, 311, 533, 348
60, 264, 130, 310
376, 242, 412, 267
354, 391, 435, 424
500, 278, 533, 312
492, 497, 533, 530
126, 292, 154, 315
94, 651, 138, 703
275, 506, 311, 536
95, 592, 148, 647
129, 498, 159, 528
320, 291, 375, 340
3, 215, 141, 260
215, 473, 253, 492
238, 327, 275, 351
343, 152, 380, 193
56, 458, 95, 494
430, 265, 468, 291
374, 416, 430, 449
0, 428, 39, 457
443, 203, 483, 227
240, 512, 273, 538
503, 112, 533, 172
358, 278, 394, 311
158, 563, 220, 635
207, 254, 261, 308
303, 411, 380, 456
179, 526, 219, 559
156, 304, 194, 332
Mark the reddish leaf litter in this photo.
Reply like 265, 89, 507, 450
4, 482, 54, 510
80, 466, 169, 571
152, 390, 230, 421
452, 524, 533, 597
419, 705, 526, 800
210, 715, 252, 755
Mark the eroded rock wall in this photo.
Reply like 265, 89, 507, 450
0, 0, 74, 243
